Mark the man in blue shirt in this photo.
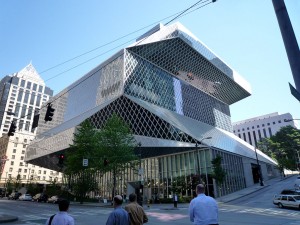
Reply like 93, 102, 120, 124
106, 195, 129, 225
45, 199, 75, 225
188, 184, 219, 225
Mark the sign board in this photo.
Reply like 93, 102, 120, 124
83, 159, 88, 167
138, 168, 144, 175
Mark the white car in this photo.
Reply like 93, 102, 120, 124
19, 194, 32, 201
273, 194, 300, 209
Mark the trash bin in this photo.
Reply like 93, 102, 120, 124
103, 199, 107, 203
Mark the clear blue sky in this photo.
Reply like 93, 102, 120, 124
0, 0, 299, 123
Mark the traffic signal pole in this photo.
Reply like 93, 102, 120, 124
272, 0, 300, 101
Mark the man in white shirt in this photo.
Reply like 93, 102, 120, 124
45, 199, 75, 225
188, 184, 218, 225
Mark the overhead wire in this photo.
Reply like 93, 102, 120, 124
7, 0, 217, 136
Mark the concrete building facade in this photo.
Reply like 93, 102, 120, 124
232, 112, 298, 147
0, 64, 62, 187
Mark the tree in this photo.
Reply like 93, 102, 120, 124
171, 175, 187, 196
14, 174, 21, 191
65, 120, 100, 203
96, 113, 138, 200
211, 155, 226, 197
257, 125, 300, 172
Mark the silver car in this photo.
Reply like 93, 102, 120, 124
19, 194, 32, 201
273, 194, 300, 209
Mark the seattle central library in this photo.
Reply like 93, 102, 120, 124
26, 23, 278, 199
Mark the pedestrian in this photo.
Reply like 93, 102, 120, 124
45, 199, 74, 225
173, 194, 178, 208
106, 195, 129, 225
188, 184, 219, 225
125, 193, 148, 225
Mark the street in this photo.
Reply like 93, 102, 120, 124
1, 176, 300, 225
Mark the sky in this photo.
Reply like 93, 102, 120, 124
0, 0, 299, 123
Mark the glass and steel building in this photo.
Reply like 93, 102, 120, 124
26, 23, 279, 199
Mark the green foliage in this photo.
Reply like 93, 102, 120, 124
14, 174, 21, 190
45, 184, 62, 197
6, 178, 13, 193
26, 182, 41, 195
96, 113, 138, 198
64, 114, 138, 202
65, 120, 99, 174
64, 120, 101, 203
257, 125, 300, 171
171, 175, 187, 194
211, 155, 226, 186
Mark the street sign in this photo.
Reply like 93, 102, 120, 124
138, 168, 144, 175
83, 159, 88, 167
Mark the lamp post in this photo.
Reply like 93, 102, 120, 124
195, 137, 212, 195
254, 144, 264, 186
137, 142, 143, 206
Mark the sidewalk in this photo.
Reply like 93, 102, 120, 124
0, 174, 296, 223
216, 173, 296, 204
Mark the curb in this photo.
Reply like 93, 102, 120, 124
0, 215, 18, 224
219, 184, 269, 204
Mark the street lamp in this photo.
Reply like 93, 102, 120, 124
195, 137, 212, 195
254, 144, 264, 186
137, 142, 143, 206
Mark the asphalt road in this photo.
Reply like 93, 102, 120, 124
1, 176, 300, 225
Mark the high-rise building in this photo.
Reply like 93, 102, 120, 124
0, 64, 62, 187
232, 112, 298, 147
26, 23, 279, 199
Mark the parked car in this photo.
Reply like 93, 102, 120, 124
273, 194, 300, 209
37, 193, 48, 202
47, 195, 62, 204
32, 193, 41, 202
19, 194, 32, 201
281, 189, 300, 195
8, 192, 21, 200
32, 193, 48, 202
0, 188, 6, 198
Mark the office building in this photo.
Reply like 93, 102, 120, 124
0, 64, 62, 187
26, 23, 279, 199
232, 112, 298, 147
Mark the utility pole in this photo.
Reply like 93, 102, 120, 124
254, 145, 264, 186
272, 0, 300, 101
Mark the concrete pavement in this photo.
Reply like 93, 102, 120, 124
0, 174, 296, 223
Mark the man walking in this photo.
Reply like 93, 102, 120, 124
125, 193, 148, 225
106, 195, 129, 225
189, 184, 218, 225
45, 199, 75, 225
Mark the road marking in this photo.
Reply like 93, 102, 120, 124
220, 207, 300, 217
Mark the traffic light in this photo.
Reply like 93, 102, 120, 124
32, 114, 40, 129
58, 154, 65, 166
104, 159, 108, 166
44, 104, 55, 122
8, 121, 17, 136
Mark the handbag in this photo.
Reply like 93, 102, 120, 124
48, 214, 56, 225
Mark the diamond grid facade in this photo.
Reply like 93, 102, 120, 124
26, 23, 278, 199
124, 49, 232, 131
